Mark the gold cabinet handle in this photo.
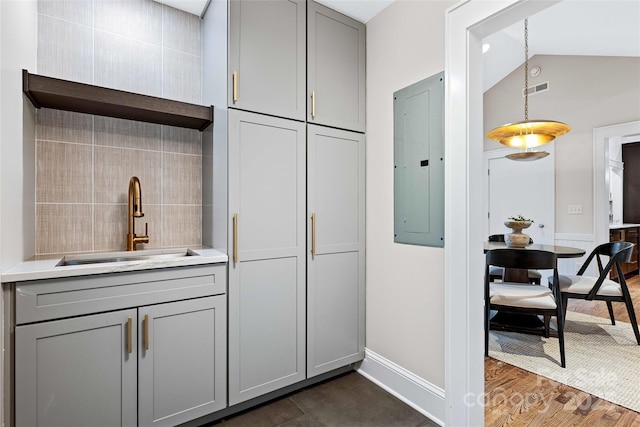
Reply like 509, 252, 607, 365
233, 213, 239, 264
127, 317, 133, 354
311, 90, 316, 118
144, 314, 149, 351
233, 71, 238, 103
311, 213, 316, 257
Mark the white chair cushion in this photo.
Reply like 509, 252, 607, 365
556, 274, 622, 297
489, 282, 557, 309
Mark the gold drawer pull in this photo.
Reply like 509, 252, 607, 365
311, 213, 316, 257
144, 314, 150, 351
233, 71, 238, 103
311, 90, 316, 118
233, 213, 239, 264
127, 317, 133, 354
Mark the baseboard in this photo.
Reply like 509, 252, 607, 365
357, 348, 445, 426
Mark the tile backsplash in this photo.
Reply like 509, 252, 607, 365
35, 0, 203, 255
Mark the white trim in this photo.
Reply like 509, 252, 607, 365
594, 120, 640, 248
358, 349, 445, 426
445, 1, 561, 425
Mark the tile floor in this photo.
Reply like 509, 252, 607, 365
207, 372, 439, 427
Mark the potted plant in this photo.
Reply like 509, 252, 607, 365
504, 214, 533, 248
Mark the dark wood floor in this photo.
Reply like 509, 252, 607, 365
485, 274, 640, 426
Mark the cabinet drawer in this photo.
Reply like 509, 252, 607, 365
16, 264, 226, 325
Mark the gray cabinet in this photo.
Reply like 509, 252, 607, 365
228, 0, 306, 121
138, 296, 227, 426
307, 1, 366, 132
15, 309, 138, 427
14, 265, 227, 427
227, 110, 306, 405
307, 125, 365, 377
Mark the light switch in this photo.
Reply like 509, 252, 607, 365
568, 204, 583, 215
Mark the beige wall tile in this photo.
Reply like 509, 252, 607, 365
37, 109, 93, 144
94, 147, 162, 205
38, 0, 94, 26
95, 116, 162, 150
37, 204, 93, 254
95, 30, 162, 96
162, 126, 202, 155
94, 203, 162, 251
163, 205, 202, 247
37, 141, 93, 203
35, 0, 204, 255
94, 0, 162, 45
162, 48, 201, 104
162, 5, 201, 56
37, 14, 93, 84
163, 153, 202, 205
93, 203, 127, 251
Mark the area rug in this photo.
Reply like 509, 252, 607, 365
489, 311, 640, 413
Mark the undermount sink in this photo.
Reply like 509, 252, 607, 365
56, 249, 199, 267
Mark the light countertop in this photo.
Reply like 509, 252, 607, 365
609, 223, 640, 230
1, 247, 228, 283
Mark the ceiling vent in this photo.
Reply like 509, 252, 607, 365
522, 81, 549, 97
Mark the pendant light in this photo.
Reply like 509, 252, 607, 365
487, 19, 570, 161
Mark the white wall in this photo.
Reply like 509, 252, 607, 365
0, 1, 37, 422
485, 55, 640, 235
366, 0, 455, 390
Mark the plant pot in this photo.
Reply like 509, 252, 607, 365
504, 220, 532, 248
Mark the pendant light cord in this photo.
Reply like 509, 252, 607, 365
524, 18, 529, 122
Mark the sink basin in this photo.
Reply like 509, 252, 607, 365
56, 249, 199, 267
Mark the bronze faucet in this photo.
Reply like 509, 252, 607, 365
126, 176, 149, 251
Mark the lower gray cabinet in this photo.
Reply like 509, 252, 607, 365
15, 309, 138, 427
138, 296, 227, 426
15, 295, 227, 427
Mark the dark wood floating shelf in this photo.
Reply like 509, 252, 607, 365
22, 70, 213, 131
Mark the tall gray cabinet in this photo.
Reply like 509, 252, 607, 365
203, 0, 366, 408
227, 110, 307, 404
307, 125, 365, 377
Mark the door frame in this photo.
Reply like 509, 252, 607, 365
593, 120, 640, 246
482, 146, 555, 244
444, 1, 562, 425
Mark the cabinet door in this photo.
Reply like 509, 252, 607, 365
15, 309, 137, 427
229, 0, 306, 120
307, 125, 365, 377
228, 110, 306, 405
138, 296, 227, 426
307, 1, 366, 132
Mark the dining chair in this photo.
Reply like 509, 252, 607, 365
488, 234, 541, 284
485, 248, 566, 367
554, 241, 640, 345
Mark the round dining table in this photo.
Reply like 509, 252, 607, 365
483, 241, 586, 337
483, 241, 586, 258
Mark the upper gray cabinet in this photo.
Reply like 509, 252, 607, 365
307, 1, 366, 133
228, 0, 306, 121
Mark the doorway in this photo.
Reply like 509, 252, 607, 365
444, 1, 562, 424
594, 121, 640, 246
